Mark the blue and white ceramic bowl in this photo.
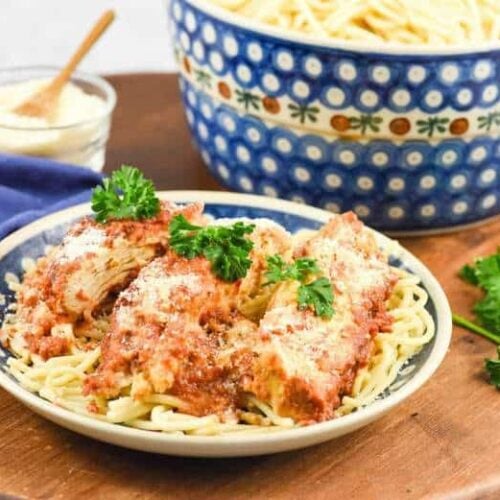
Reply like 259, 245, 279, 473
168, 0, 500, 233
0, 192, 451, 456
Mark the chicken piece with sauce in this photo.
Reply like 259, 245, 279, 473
0, 202, 204, 359
245, 212, 398, 424
84, 220, 292, 421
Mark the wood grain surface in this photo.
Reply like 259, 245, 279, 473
0, 73, 499, 500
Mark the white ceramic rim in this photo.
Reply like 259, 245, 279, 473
0, 66, 117, 131
183, 0, 500, 56
0, 191, 452, 456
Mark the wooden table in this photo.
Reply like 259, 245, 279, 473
1, 74, 500, 500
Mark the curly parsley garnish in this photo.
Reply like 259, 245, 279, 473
453, 250, 500, 388
168, 215, 255, 282
91, 165, 160, 223
459, 251, 500, 335
264, 255, 334, 319
264, 255, 320, 285
298, 277, 334, 319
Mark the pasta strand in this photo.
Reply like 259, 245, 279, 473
207, 0, 500, 44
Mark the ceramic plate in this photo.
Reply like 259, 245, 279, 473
0, 192, 452, 457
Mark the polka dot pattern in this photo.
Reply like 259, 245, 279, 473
180, 78, 500, 231
171, 0, 500, 230
170, 0, 500, 111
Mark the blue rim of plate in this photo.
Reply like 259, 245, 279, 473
0, 191, 452, 455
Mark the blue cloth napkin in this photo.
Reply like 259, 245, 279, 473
0, 154, 103, 240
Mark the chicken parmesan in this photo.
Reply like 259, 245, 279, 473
1, 201, 203, 359
246, 213, 397, 423
1, 168, 434, 435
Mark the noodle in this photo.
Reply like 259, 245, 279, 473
206, 0, 500, 45
337, 268, 434, 416
3, 264, 433, 436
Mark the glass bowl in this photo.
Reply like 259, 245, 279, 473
0, 66, 117, 172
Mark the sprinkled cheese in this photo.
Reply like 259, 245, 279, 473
306, 233, 387, 295
144, 274, 202, 307
58, 227, 106, 261
212, 217, 290, 234
130, 271, 202, 302
116, 259, 204, 328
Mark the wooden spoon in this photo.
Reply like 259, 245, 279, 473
14, 10, 115, 119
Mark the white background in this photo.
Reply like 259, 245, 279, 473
0, 0, 177, 74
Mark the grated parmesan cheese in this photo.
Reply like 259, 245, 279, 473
58, 227, 106, 261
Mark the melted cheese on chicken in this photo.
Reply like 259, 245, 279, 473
84, 219, 290, 420
1, 202, 204, 359
84, 253, 243, 418
4, 208, 399, 426
245, 213, 397, 423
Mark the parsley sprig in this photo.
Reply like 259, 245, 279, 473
264, 255, 320, 285
168, 215, 255, 282
264, 255, 334, 319
298, 277, 334, 320
91, 165, 160, 223
485, 347, 500, 389
453, 251, 500, 387
459, 252, 500, 334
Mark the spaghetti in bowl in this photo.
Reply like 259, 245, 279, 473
0, 192, 451, 457
169, 0, 500, 233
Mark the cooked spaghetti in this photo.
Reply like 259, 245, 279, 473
207, 0, 500, 45
1, 205, 434, 436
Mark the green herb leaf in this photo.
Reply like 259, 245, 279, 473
474, 253, 500, 293
455, 251, 500, 389
292, 258, 321, 281
459, 264, 479, 285
91, 165, 160, 223
474, 293, 500, 334
168, 215, 255, 282
458, 251, 500, 335
263, 255, 287, 285
485, 346, 500, 389
264, 254, 334, 319
264, 255, 320, 285
298, 277, 334, 319
168, 215, 204, 259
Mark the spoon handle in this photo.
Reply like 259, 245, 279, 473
48, 10, 116, 94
